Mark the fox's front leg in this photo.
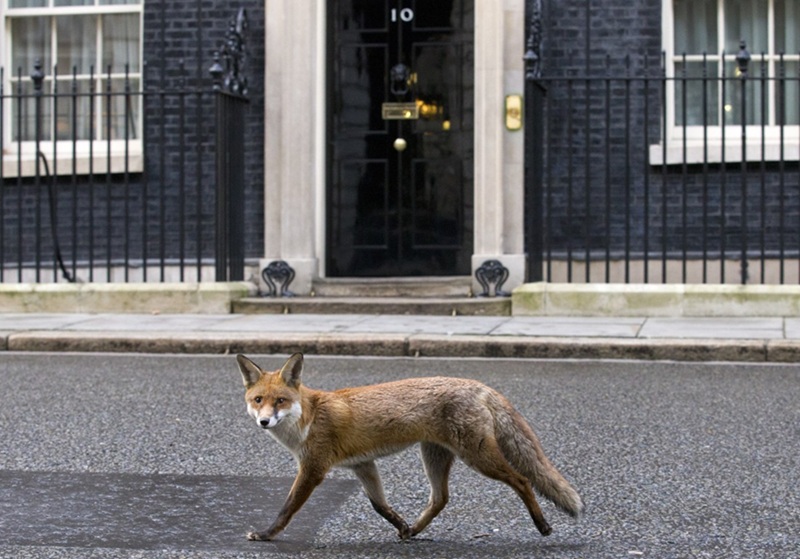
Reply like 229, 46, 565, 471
410, 442, 455, 537
247, 465, 327, 541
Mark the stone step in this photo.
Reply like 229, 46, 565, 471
232, 296, 511, 316
309, 277, 473, 298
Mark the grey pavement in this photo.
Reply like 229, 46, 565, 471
1, 312, 800, 361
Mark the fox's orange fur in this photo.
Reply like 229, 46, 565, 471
236, 353, 583, 542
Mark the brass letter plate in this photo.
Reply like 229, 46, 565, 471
382, 102, 419, 120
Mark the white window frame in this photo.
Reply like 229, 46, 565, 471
1, 0, 143, 177
653, 0, 799, 165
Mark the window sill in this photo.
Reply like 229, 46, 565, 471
2, 143, 143, 179
650, 139, 800, 166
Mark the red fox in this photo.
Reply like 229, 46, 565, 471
236, 353, 584, 542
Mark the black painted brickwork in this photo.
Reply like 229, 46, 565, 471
534, 0, 800, 276
1, 1, 264, 280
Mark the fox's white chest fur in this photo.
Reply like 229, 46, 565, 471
268, 422, 308, 459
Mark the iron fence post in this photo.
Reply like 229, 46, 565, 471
210, 54, 228, 282
32, 59, 44, 282
736, 40, 750, 284
210, 8, 249, 282
524, 0, 545, 282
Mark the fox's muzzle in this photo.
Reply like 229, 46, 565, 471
258, 414, 283, 429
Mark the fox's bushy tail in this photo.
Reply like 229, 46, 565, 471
493, 399, 584, 518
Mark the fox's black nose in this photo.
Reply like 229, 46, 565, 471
259, 418, 271, 428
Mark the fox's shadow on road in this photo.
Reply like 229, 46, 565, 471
308, 537, 590, 558
0, 471, 356, 554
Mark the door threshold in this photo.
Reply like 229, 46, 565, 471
312, 276, 473, 298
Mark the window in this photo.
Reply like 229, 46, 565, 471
2, 0, 143, 175
657, 0, 799, 164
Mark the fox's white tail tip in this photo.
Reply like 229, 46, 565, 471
561, 489, 585, 519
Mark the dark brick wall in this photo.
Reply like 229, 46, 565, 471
543, 0, 662, 77
141, 0, 265, 267
540, 0, 664, 258
1, 1, 265, 281
537, 0, 800, 276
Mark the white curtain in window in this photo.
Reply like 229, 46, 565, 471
102, 14, 140, 73
10, 17, 51, 74
774, 1, 799, 124
724, 0, 768, 53
56, 15, 96, 74
674, 0, 718, 54
776, 0, 798, 53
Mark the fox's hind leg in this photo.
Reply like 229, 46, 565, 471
351, 461, 411, 539
410, 442, 455, 537
460, 437, 552, 536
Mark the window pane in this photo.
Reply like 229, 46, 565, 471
775, 61, 798, 125
724, 0, 768, 54
8, 0, 47, 7
12, 80, 52, 141
100, 78, 140, 140
775, 1, 799, 54
54, 78, 93, 140
54, 0, 93, 6
100, 0, 142, 4
674, 0, 717, 54
674, 61, 719, 125
102, 14, 140, 73
57, 15, 97, 75
10, 17, 51, 74
723, 63, 764, 125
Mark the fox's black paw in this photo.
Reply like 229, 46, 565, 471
397, 524, 413, 540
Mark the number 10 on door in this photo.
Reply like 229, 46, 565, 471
391, 7, 414, 22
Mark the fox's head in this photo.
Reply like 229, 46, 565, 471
236, 353, 304, 430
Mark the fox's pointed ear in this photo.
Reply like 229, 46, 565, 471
279, 353, 304, 388
236, 354, 263, 388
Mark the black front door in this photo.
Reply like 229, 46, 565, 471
327, 0, 474, 277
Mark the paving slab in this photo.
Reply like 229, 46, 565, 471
783, 318, 800, 338
206, 314, 373, 332
639, 317, 785, 339
490, 316, 643, 338
0, 313, 94, 330
342, 315, 509, 335
0, 312, 795, 362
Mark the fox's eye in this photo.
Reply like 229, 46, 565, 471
276, 397, 286, 405
254, 396, 263, 404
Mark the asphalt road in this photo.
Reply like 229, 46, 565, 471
0, 353, 798, 558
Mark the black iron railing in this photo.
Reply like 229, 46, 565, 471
525, 46, 800, 285
210, 8, 250, 282
0, 9, 250, 284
